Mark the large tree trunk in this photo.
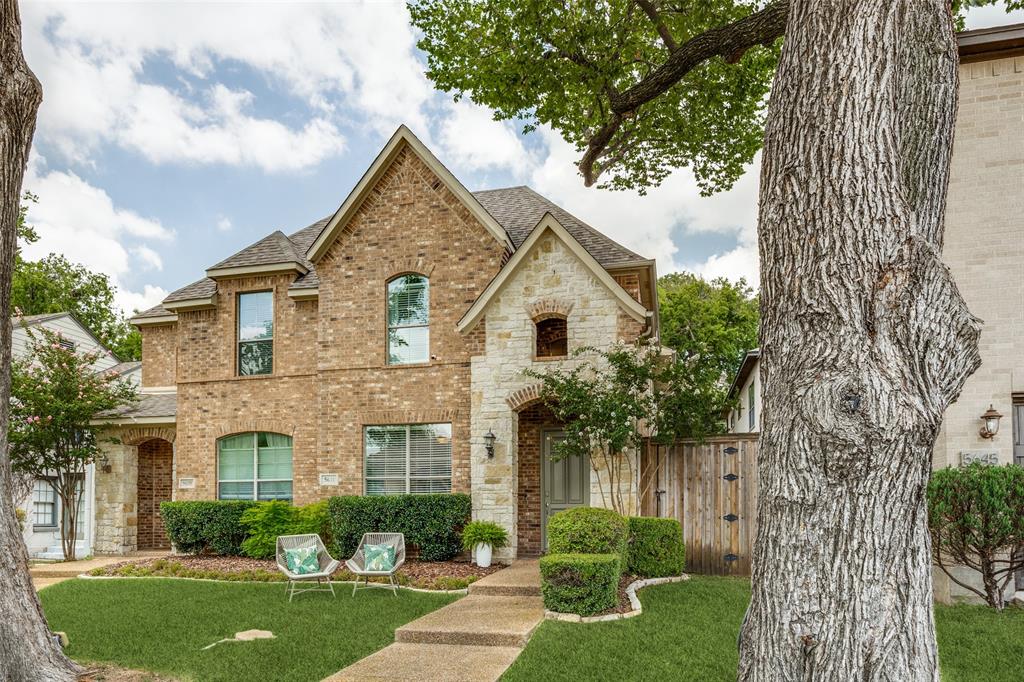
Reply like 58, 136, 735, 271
738, 2, 980, 680
0, 1, 78, 679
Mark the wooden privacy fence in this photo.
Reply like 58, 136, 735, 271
640, 435, 759, 576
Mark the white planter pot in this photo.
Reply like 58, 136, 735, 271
475, 542, 493, 568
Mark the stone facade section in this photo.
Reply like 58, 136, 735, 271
140, 323, 177, 387
470, 230, 650, 558
93, 438, 139, 554
931, 54, 1024, 602
525, 298, 574, 322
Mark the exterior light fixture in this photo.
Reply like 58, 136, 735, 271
484, 430, 496, 459
979, 404, 1002, 440
99, 453, 112, 473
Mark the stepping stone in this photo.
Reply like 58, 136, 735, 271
324, 642, 522, 682
395, 595, 544, 648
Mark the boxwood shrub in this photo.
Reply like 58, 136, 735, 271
160, 500, 258, 555
328, 493, 471, 561
547, 507, 628, 557
626, 516, 685, 577
540, 553, 621, 616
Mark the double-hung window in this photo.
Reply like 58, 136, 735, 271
387, 275, 429, 365
32, 478, 57, 528
365, 423, 451, 494
748, 381, 756, 431
238, 291, 273, 376
218, 432, 293, 501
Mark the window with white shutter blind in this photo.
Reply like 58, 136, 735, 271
365, 423, 451, 494
217, 432, 293, 500
387, 275, 429, 365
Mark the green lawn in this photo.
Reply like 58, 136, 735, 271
40, 579, 456, 682
503, 577, 1024, 682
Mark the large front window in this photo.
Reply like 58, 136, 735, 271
365, 423, 451, 494
238, 291, 273, 376
218, 432, 293, 500
387, 275, 429, 365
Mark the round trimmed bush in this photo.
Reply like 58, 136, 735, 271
626, 516, 685, 577
547, 507, 627, 556
540, 553, 621, 616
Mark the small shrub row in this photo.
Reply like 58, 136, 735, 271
91, 559, 285, 583
160, 501, 258, 555
539, 553, 621, 616
328, 494, 472, 561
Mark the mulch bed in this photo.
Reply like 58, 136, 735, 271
607, 573, 639, 614
91, 554, 503, 590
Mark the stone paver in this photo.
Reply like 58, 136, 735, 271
325, 643, 523, 682
324, 559, 543, 682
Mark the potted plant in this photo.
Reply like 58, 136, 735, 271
461, 521, 508, 568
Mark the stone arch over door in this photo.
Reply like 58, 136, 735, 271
136, 438, 173, 550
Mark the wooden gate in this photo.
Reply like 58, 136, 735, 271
640, 435, 758, 575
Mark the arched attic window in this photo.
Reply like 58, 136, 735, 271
535, 316, 568, 359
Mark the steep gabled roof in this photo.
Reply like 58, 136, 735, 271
473, 186, 649, 268
206, 230, 311, 278
727, 348, 761, 401
305, 125, 515, 261
457, 213, 649, 333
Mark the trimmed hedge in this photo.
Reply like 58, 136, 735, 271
626, 516, 685, 578
547, 507, 628, 557
540, 553, 621, 616
328, 494, 471, 561
160, 501, 258, 555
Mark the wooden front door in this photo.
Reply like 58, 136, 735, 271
137, 439, 173, 550
541, 431, 589, 551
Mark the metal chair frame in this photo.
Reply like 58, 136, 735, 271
276, 534, 341, 602
345, 532, 406, 597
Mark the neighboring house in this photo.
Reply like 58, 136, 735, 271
725, 349, 760, 435
12, 312, 140, 559
93, 126, 658, 560
727, 24, 1024, 601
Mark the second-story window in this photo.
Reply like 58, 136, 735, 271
387, 274, 429, 365
238, 291, 273, 376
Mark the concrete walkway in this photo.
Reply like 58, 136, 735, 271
326, 559, 543, 682
31, 551, 167, 591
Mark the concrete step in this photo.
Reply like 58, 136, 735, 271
395, 595, 544, 648
469, 559, 541, 597
323, 642, 523, 682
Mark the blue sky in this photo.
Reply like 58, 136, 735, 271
19, 1, 1024, 315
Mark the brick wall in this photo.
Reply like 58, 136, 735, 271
137, 439, 173, 550
932, 54, 1024, 602
141, 324, 177, 387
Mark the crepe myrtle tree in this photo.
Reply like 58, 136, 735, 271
524, 341, 697, 515
410, 0, 1022, 678
9, 324, 137, 560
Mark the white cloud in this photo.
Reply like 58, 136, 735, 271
23, 159, 172, 315
439, 101, 533, 176
216, 217, 232, 232
964, 3, 1024, 29
21, 2, 431, 170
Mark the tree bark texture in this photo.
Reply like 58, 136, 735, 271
738, 2, 980, 680
0, 0, 77, 679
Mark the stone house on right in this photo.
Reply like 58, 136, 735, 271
728, 23, 1024, 602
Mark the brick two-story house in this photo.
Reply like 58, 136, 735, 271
94, 126, 658, 560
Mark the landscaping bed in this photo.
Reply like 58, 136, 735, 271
89, 555, 502, 591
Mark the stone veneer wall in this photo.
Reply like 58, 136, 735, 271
932, 54, 1024, 602
470, 231, 647, 559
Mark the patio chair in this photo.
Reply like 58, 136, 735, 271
276, 534, 340, 602
346, 532, 406, 597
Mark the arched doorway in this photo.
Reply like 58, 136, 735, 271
137, 439, 173, 550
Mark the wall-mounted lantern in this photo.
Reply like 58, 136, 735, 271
979, 404, 1002, 440
484, 430, 496, 459
99, 453, 112, 474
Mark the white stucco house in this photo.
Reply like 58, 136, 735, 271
13, 312, 140, 559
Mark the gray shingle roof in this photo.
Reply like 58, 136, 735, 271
472, 186, 649, 267
132, 304, 174, 320
158, 186, 648, 308
97, 392, 176, 420
107, 360, 142, 377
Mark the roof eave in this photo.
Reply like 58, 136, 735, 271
91, 415, 177, 426
163, 294, 218, 312
206, 261, 308, 280
287, 287, 319, 300
130, 313, 179, 326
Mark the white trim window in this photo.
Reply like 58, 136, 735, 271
387, 275, 429, 365
32, 478, 57, 528
238, 291, 273, 376
365, 423, 451, 494
218, 432, 293, 501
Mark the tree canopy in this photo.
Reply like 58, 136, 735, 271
658, 272, 758, 433
409, 0, 1019, 194
15, 193, 141, 360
